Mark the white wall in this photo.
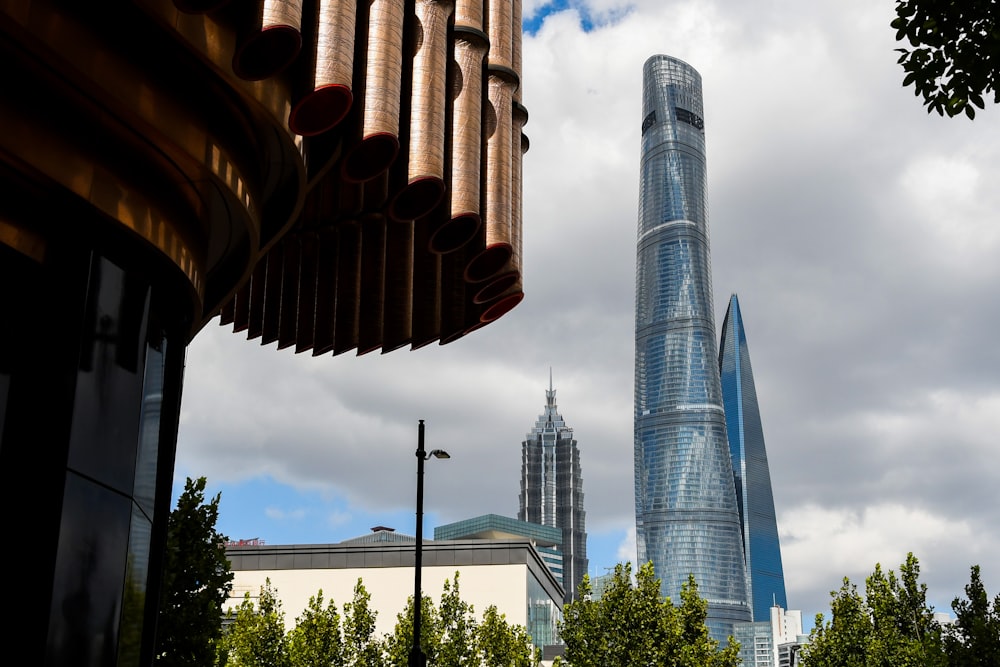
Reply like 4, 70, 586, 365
228, 563, 529, 637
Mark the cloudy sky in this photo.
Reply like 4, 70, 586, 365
173, 0, 1000, 630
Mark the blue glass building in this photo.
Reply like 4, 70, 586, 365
720, 294, 787, 621
633, 54, 751, 640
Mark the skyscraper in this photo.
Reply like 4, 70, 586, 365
519, 374, 588, 603
633, 54, 751, 639
720, 294, 788, 621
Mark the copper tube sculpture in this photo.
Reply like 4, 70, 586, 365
382, 218, 415, 351
295, 231, 320, 353
289, 0, 356, 136
472, 99, 526, 304
463, 69, 515, 282
357, 214, 387, 354
233, 0, 304, 81
341, 0, 405, 182
388, 0, 453, 222
428, 23, 487, 253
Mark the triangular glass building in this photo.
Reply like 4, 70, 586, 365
633, 54, 751, 641
719, 294, 787, 621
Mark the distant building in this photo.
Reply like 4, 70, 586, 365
734, 604, 804, 667
719, 294, 788, 619
435, 514, 564, 588
519, 374, 588, 603
633, 53, 751, 641
225, 528, 564, 654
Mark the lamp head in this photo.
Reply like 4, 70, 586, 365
429, 449, 450, 460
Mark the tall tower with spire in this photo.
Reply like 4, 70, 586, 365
519, 372, 588, 603
633, 54, 751, 641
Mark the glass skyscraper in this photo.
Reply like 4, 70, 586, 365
720, 293, 787, 621
519, 374, 588, 603
633, 54, 751, 640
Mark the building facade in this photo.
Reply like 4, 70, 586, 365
633, 54, 751, 640
225, 532, 564, 653
734, 605, 805, 667
1, 1, 529, 664
519, 376, 588, 603
720, 294, 788, 620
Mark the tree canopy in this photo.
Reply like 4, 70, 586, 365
554, 561, 740, 667
155, 476, 234, 666
892, 0, 1000, 118
801, 553, 999, 667
943, 565, 1000, 667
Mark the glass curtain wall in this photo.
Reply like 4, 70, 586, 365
633, 54, 751, 641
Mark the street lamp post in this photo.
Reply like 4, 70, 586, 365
410, 419, 449, 667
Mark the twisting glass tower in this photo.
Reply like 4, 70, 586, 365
519, 372, 587, 603
720, 293, 787, 621
633, 54, 751, 640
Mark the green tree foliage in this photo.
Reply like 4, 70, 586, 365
802, 552, 946, 667
384, 592, 440, 665
553, 561, 739, 667
438, 574, 477, 667
944, 565, 1000, 666
891, 0, 1000, 118
384, 572, 538, 667
224, 578, 290, 667
342, 578, 386, 666
287, 589, 344, 667
476, 605, 538, 667
155, 476, 234, 666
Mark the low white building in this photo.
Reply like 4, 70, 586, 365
734, 604, 806, 667
225, 528, 565, 659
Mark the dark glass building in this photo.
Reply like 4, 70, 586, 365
519, 375, 588, 603
720, 294, 787, 621
633, 54, 751, 640
1, 1, 529, 664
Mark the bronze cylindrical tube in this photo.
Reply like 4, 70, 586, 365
233, 0, 304, 81
486, 0, 512, 70
289, 0, 356, 136
388, 0, 454, 222
472, 99, 526, 304
463, 69, 515, 283
428, 26, 488, 254
341, 0, 405, 182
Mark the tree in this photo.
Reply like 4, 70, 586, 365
476, 605, 538, 667
944, 565, 1000, 666
155, 476, 234, 666
342, 578, 386, 666
384, 592, 440, 666
801, 552, 946, 667
891, 0, 1000, 118
436, 574, 476, 667
383, 572, 538, 667
223, 578, 290, 667
554, 561, 739, 667
287, 589, 345, 667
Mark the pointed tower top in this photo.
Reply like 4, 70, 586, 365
546, 368, 556, 408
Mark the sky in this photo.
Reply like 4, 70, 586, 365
173, 0, 1000, 632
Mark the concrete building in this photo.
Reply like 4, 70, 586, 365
2, 1, 530, 664
226, 529, 564, 653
